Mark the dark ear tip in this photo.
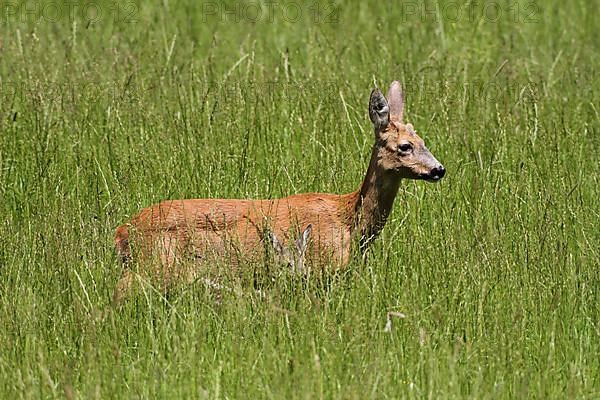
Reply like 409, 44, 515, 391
370, 88, 383, 98
369, 90, 387, 109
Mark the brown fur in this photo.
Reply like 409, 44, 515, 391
112, 81, 445, 303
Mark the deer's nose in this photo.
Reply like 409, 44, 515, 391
430, 165, 445, 180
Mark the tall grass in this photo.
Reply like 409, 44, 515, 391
0, 0, 598, 398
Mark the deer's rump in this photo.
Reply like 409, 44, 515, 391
115, 192, 358, 266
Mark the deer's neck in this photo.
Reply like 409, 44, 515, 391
353, 145, 401, 250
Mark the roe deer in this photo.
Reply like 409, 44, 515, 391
113, 80, 445, 300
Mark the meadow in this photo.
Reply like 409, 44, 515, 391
0, 0, 598, 398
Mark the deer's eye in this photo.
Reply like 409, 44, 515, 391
398, 143, 413, 153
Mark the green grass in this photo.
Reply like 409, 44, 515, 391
0, 0, 598, 398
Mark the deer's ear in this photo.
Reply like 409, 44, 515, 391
270, 232, 283, 254
295, 224, 312, 254
386, 81, 404, 121
369, 89, 390, 132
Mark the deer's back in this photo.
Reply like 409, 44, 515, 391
119, 191, 359, 265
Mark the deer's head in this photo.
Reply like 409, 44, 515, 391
269, 224, 312, 274
368, 81, 445, 182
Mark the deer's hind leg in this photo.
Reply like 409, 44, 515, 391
112, 231, 182, 305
